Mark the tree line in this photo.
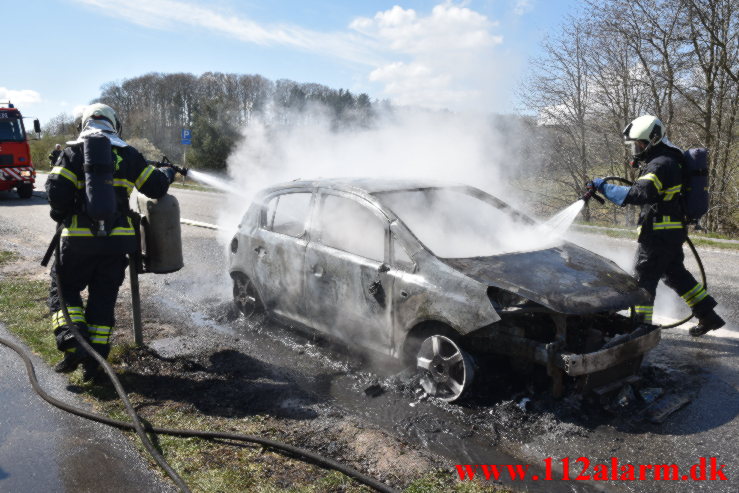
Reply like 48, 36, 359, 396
38, 72, 375, 172
521, 0, 739, 233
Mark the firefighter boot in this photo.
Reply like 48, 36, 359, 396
81, 344, 110, 383
53, 323, 90, 373
53, 349, 88, 373
689, 311, 725, 337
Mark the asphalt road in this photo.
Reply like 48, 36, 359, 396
1, 176, 737, 492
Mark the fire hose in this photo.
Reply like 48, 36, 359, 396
583, 176, 707, 329
0, 224, 398, 493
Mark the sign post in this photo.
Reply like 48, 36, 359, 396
181, 129, 191, 182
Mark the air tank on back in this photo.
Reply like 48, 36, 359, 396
136, 193, 184, 273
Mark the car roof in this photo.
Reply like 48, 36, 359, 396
259, 177, 456, 197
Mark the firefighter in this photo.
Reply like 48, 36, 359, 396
48, 144, 62, 167
47, 103, 176, 380
591, 115, 724, 337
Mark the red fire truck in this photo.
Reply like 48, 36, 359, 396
0, 101, 40, 199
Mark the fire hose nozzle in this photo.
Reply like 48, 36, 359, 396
147, 157, 189, 177
581, 183, 605, 204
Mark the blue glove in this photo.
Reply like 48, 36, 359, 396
601, 183, 629, 206
591, 178, 605, 191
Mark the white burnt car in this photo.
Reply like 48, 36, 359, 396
229, 179, 658, 401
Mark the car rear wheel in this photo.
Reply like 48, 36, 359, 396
232, 273, 263, 318
17, 183, 33, 199
416, 334, 474, 402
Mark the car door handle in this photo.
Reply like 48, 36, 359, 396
312, 265, 324, 277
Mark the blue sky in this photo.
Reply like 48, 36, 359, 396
7, 0, 580, 124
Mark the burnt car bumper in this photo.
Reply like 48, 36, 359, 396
558, 328, 661, 376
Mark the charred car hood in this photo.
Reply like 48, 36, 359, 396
443, 243, 649, 314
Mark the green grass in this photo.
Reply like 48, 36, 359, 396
0, 250, 19, 267
0, 276, 57, 362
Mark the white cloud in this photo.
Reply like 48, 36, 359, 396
76, 0, 512, 112
0, 87, 42, 105
513, 0, 534, 16
75, 0, 379, 65
351, 3, 506, 110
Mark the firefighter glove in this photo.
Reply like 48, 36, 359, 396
50, 208, 67, 223
601, 183, 629, 206
591, 178, 605, 191
160, 166, 176, 184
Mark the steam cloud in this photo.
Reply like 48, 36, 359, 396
218, 105, 521, 244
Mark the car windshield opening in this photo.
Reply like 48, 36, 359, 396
0, 118, 26, 142
376, 187, 565, 258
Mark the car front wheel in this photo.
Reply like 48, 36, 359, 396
232, 273, 263, 318
416, 334, 474, 402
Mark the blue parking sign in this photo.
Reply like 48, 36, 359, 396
181, 128, 192, 145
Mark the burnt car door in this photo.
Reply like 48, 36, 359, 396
304, 191, 393, 353
251, 190, 314, 323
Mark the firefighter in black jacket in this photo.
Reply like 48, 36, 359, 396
592, 115, 724, 337
47, 103, 176, 380
48, 144, 62, 166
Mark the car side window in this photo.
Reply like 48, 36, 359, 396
263, 192, 312, 238
392, 235, 414, 270
318, 194, 386, 262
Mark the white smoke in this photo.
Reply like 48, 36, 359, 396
217, 104, 523, 244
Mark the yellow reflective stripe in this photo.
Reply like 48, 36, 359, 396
681, 284, 703, 301
62, 216, 94, 237
88, 325, 112, 334
52, 308, 86, 329
114, 178, 134, 193
50, 166, 82, 188
653, 216, 683, 230
634, 306, 653, 323
135, 165, 155, 189
682, 283, 708, 307
110, 217, 135, 236
88, 325, 112, 342
638, 173, 664, 194
653, 222, 683, 230
113, 148, 123, 171
688, 290, 708, 307
663, 184, 682, 201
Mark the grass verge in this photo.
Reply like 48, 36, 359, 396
573, 225, 739, 251
0, 249, 508, 493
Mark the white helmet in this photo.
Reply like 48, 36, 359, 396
622, 114, 664, 160
80, 103, 121, 134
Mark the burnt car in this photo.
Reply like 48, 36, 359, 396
229, 179, 658, 401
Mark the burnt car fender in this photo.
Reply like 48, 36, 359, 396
392, 251, 501, 353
